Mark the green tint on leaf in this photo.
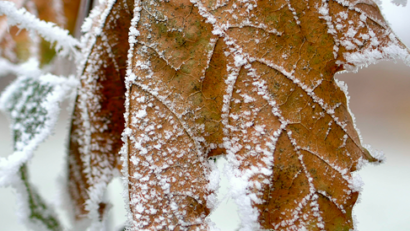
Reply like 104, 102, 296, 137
19, 164, 62, 231
6, 77, 53, 148
40, 40, 57, 67
0, 73, 77, 230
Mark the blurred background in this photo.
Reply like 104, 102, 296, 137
1, 1, 410, 230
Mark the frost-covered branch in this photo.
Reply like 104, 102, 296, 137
0, 0, 25, 40
0, 58, 41, 78
0, 1, 81, 58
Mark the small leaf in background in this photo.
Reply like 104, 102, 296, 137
0, 68, 77, 230
0, 71, 76, 181
0, 26, 33, 62
0, 1, 35, 63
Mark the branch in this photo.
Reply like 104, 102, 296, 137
0, 58, 41, 78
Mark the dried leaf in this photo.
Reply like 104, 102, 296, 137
32, 0, 82, 64
121, 0, 410, 230
67, 0, 133, 226
0, 26, 32, 62
61, 0, 82, 34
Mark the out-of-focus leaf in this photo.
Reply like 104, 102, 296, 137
0, 26, 32, 62
15, 164, 63, 231
0, 70, 77, 183
0, 1, 32, 63
0, 71, 77, 230
67, 0, 133, 228
33, 0, 64, 65
62, 0, 82, 35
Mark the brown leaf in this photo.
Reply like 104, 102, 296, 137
67, 0, 133, 222
122, 0, 409, 230
61, 0, 82, 34
33, 0, 65, 25
124, 0, 220, 229
0, 26, 32, 62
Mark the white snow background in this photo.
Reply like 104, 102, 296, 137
0, 1, 410, 230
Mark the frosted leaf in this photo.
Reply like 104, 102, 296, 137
0, 1, 80, 58
67, 0, 131, 229
121, 0, 221, 229
0, 0, 31, 63
0, 70, 76, 230
0, 72, 77, 185
11, 164, 63, 231
0, 0, 81, 65
118, 0, 410, 230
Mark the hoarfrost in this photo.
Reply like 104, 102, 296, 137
11, 165, 63, 231
120, 0, 143, 229
0, 58, 41, 78
0, 0, 406, 230
344, 43, 410, 72
362, 144, 386, 164
0, 1, 80, 58
182, 0, 403, 229
67, 1, 132, 230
